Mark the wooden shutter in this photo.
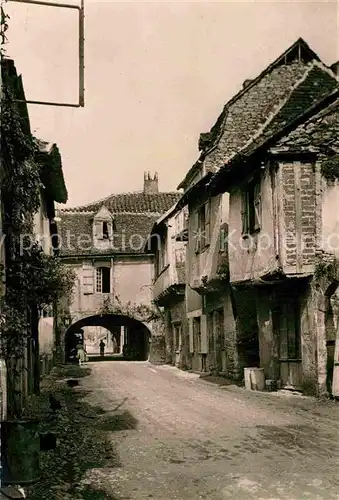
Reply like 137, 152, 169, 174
108, 221, 113, 240
82, 263, 94, 295
241, 191, 249, 235
205, 201, 211, 246
94, 221, 103, 239
188, 318, 194, 353
200, 314, 208, 354
254, 181, 261, 231
194, 210, 200, 253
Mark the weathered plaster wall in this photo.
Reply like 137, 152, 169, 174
67, 256, 154, 317
229, 166, 277, 283
114, 257, 153, 305
321, 178, 339, 258
189, 193, 229, 289
39, 317, 55, 376
229, 160, 321, 283
169, 299, 188, 369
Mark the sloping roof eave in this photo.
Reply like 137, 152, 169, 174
210, 85, 339, 193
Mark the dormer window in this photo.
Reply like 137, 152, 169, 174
93, 206, 113, 245
102, 222, 109, 240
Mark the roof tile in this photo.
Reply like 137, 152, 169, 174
59, 191, 181, 256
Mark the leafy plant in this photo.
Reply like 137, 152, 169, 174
0, 59, 74, 417
314, 258, 339, 284
321, 154, 339, 182
99, 295, 161, 323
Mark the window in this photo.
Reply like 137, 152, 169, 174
96, 267, 111, 293
94, 220, 112, 241
195, 200, 211, 252
174, 213, 181, 236
155, 236, 167, 277
102, 222, 109, 239
241, 177, 261, 235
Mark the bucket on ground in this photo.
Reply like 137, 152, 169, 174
1, 419, 40, 485
244, 367, 265, 391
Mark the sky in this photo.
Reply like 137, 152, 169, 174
5, 0, 339, 208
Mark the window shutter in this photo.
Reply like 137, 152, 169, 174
82, 263, 94, 295
188, 318, 194, 353
108, 221, 113, 240
241, 191, 249, 235
254, 182, 261, 231
94, 221, 103, 239
200, 315, 208, 353
194, 210, 200, 253
205, 201, 211, 246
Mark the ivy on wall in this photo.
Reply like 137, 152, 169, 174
0, 56, 75, 416
314, 258, 339, 285
321, 154, 339, 182
99, 295, 162, 323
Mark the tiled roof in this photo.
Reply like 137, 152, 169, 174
58, 211, 161, 256
204, 62, 338, 173
178, 38, 335, 189
61, 192, 181, 215
58, 191, 182, 256
271, 96, 339, 153
242, 64, 339, 156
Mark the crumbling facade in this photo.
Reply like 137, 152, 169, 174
148, 205, 189, 368
175, 38, 339, 395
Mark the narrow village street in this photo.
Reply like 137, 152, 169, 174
76, 361, 339, 500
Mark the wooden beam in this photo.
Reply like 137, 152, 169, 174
294, 162, 303, 273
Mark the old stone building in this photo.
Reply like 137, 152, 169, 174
147, 205, 189, 368
175, 178, 234, 374
178, 38, 339, 396
58, 173, 181, 362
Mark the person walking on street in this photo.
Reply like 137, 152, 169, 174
77, 343, 86, 365
99, 339, 105, 357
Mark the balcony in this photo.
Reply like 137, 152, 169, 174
189, 222, 229, 294
153, 264, 185, 306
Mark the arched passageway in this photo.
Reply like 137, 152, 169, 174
324, 281, 339, 395
64, 314, 151, 363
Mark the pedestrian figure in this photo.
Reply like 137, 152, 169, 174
77, 343, 86, 365
99, 339, 105, 357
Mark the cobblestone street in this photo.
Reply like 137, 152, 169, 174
77, 361, 339, 500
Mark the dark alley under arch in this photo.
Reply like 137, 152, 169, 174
65, 314, 151, 363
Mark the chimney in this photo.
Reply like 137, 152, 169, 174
143, 171, 159, 195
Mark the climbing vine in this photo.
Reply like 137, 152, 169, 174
99, 295, 162, 323
320, 154, 339, 182
314, 258, 339, 284
0, 55, 75, 416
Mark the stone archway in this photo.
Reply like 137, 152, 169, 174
312, 258, 339, 396
64, 314, 152, 363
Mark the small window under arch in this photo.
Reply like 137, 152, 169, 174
96, 267, 111, 293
